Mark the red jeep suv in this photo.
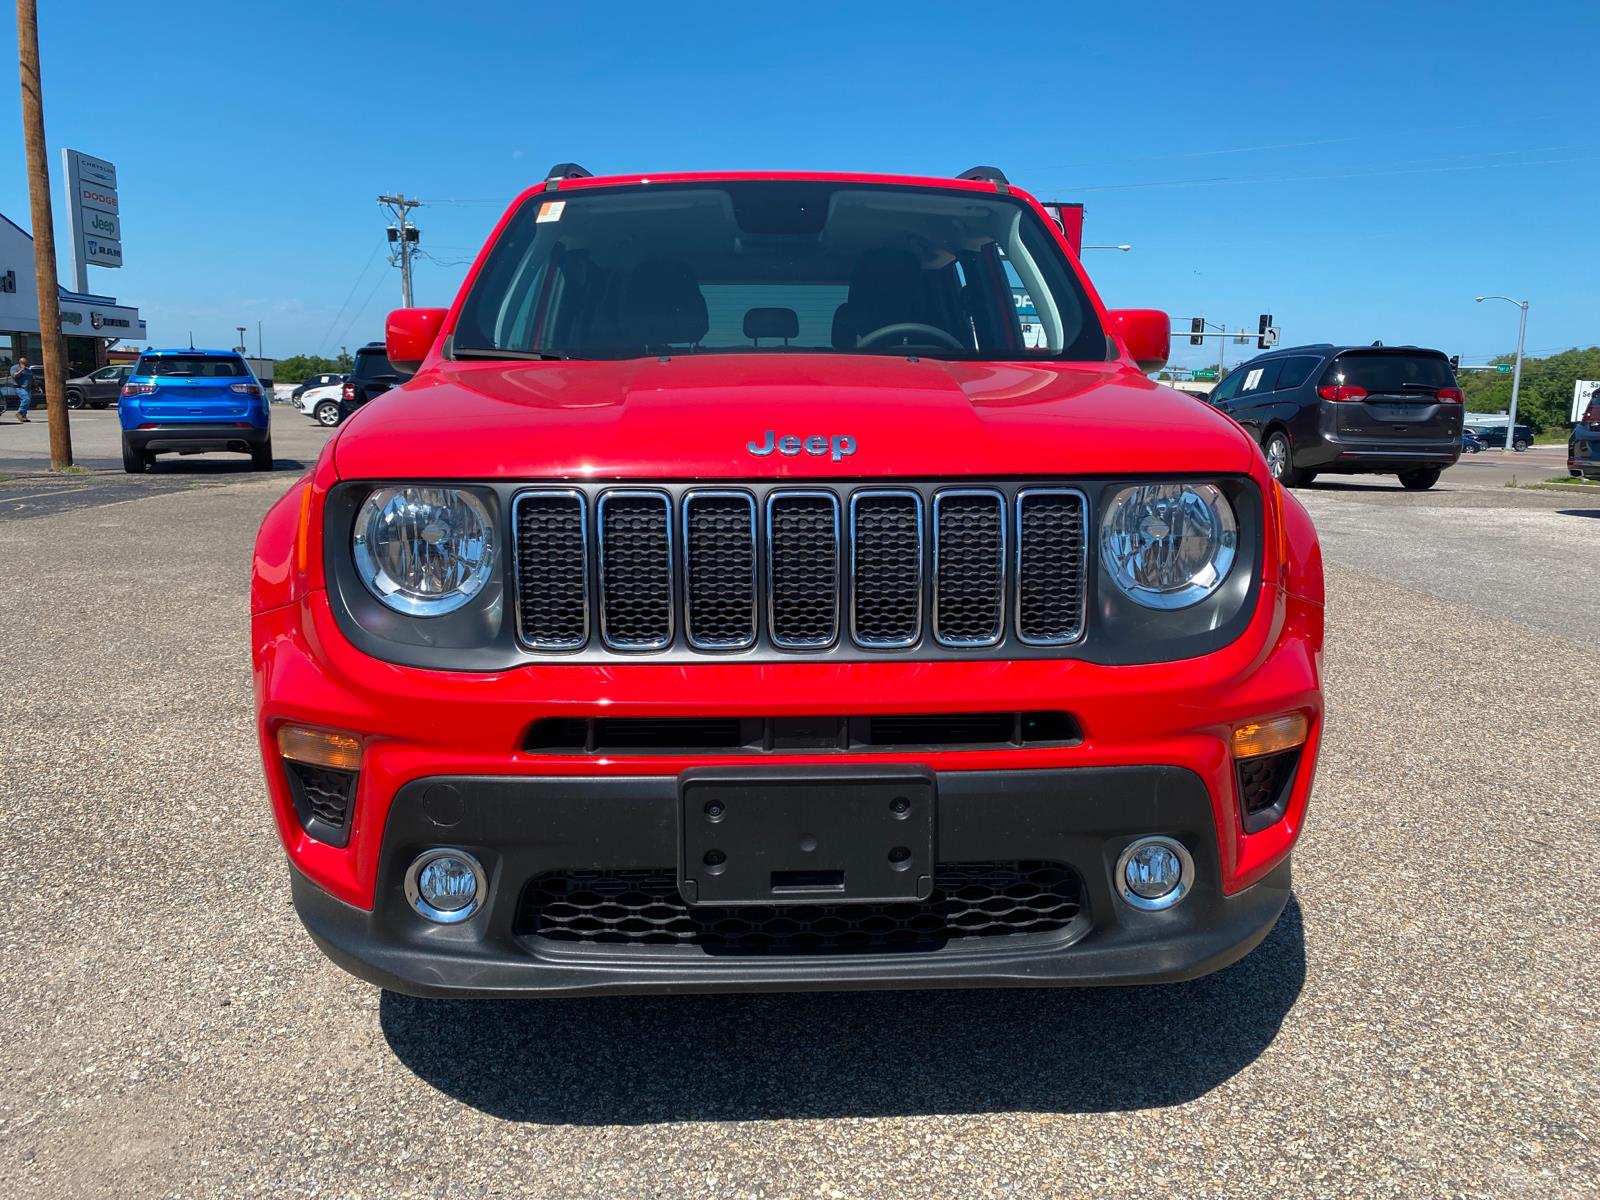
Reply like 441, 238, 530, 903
251, 165, 1325, 998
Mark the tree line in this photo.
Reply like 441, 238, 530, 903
1459, 346, 1598, 433
274, 352, 353, 384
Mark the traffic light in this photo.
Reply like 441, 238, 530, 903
1448, 355, 1460, 371
1190, 317, 1204, 346
1256, 314, 1274, 349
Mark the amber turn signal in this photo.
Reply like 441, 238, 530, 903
1232, 713, 1309, 760
277, 725, 362, 771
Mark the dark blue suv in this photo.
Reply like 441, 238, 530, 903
119, 349, 272, 474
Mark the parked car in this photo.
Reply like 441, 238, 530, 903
1461, 430, 1486, 454
1468, 423, 1534, 451
65, 363, 133, 409
297, 380, 347, 427
251, 163, 1326, 1000
118, 348, 272, 473
291, 372, 345, 401
322, 342, 410, 425
1207, 343, 1463, 490
1569, 422, 1600, 479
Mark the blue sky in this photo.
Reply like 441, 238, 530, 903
3, 0, 1596, 368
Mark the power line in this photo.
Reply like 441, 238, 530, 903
330, 269, 393, 358
319, 239, 386, 358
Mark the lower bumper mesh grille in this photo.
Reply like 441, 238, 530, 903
516, 861, 1085, 954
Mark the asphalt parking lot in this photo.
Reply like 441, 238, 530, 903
1, 411, 1596, 1197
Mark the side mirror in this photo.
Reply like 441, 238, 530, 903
1108, 309, 1171, 374
385, 307, 448, 374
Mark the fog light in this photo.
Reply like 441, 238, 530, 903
1115, 836, 1195, 911
405, 849, 486, 924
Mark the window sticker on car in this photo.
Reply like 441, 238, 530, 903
536, 200, 566, 223
1243, 368, 1264, 392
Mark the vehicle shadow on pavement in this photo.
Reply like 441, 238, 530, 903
147, 458, 309, 475
1557, 508, 1600, 519
379, 896, 1305, 1122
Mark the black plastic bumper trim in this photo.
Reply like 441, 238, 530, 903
288, 766, 1292, 998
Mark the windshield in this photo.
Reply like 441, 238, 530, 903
135, 354, 247, 378
452, 181, 1106, 362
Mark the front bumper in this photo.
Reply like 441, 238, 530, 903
290, 766, 1294, 998
255, 576, 1322, 996
125, 423, 269, 454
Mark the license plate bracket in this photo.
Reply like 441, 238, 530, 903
679, 768, 935, 906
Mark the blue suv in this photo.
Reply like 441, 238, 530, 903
118, 348, 272, 474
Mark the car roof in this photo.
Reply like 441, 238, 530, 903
1247, 343, 1446, 361
141, 347, 244, 357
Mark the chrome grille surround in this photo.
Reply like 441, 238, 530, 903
681, 490, 758, 650
1014, 487, 1089, 647
595, 489, 674, 651
849, 489, 925, 649
510, 482, 1092, 659
931, 488, 1007, 648
512, 489, 590, 650
765, 490, 842, 650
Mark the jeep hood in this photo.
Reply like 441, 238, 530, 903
331, 354, 1257, 480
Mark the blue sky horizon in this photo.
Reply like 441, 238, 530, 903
3, 0, 1596, 368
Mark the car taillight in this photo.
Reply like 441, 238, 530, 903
230, 382, 263, 396
342, 383, 356, 401
1317, 385, 1367, 402
122, 383, 155, 397
1584, 403, 1600, 429
1435, 387, 1463, 403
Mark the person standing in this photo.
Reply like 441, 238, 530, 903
7, 356, 34, 422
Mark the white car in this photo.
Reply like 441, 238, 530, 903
296, 381, 346, 427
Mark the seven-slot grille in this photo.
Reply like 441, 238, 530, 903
513, 485, 1087, 656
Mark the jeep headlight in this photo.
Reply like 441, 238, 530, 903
352, 486, 496, 616
1101, 483, 1237, 610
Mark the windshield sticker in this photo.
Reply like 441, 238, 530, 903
536, 200, 566, 223
1243, 368, 1264, 392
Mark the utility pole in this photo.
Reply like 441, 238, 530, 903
378, 193, 422, 308
1475, 295, 1531, 453
15, 0, 72, 468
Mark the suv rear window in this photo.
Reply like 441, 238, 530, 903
351, 350, 401, 380
135, 354, 247, 378
1323, 352, 1453, 393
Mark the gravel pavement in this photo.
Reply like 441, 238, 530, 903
0, 467, 1596, 1198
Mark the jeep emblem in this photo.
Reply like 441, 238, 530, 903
746, 430, 857, 462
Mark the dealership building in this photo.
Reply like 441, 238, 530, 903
0, 209, 145, 382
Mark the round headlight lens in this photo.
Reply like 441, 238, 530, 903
353, 486, 496, 616
1101, 483, 1237, 609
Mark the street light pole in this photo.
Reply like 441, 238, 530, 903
1475, 295, 1530, 453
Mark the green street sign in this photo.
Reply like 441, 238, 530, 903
1495, 364, 1513, 374
1191, 368, 1218, 381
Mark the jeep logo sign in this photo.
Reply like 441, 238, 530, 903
747, 431, 857, 462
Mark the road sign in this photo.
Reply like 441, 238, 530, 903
1257, 314, 1277, 349
1495, 364, 1512, 374
63, 148, 122, 290
1191, 368, 1218, 381
1573, 379, 1600, 421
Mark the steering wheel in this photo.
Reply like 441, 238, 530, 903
856, 322, 966, 351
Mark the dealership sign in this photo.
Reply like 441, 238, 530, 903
62, 148, 122, 283
1575, 379, 1600, 422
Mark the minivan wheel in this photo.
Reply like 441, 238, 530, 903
1264, 431, 1308, 486
1398, 467, 1441, 491
121, 438, 150, 475
315, 401, 342, 427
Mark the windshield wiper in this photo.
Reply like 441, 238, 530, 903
451, 347, 570, 361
